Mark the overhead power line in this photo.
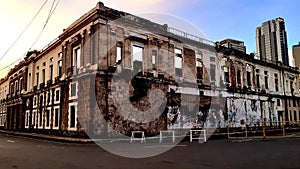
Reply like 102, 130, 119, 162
30, 0, 60, 49
0, 0, 48, 62
0, 58, 24, 72
0, 0, 60, 73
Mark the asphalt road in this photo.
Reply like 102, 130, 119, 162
0, 134, 300, 169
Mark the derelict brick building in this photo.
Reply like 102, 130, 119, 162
0, 2, 300, 137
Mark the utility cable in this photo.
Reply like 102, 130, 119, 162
29, 0, 60, 50
0, 0, 48, 62
0, 0, 60, 73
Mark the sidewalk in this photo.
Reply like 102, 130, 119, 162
0, 130, 93, 144
1, 129, 298, 144
0, 129, 228, 144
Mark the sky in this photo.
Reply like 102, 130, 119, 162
0, 0, 300, 78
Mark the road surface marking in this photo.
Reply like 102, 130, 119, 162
144, 145, 187, 148
7, 140, 15, 143
52, 146, 65, 149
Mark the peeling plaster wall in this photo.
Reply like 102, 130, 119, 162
2, 3, 300, 137
224, 91, 280, 128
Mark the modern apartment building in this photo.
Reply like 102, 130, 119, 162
293, 42, 300, 68
0, 2, 299, 137
256, 17, 289, 66
219, 38, 246, 53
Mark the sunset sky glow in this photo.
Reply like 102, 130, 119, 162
1, 0, 299, 77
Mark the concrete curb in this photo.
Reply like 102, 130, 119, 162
1, 129, 299, 144
0, 129, 228, 144
0, 130, 93, 144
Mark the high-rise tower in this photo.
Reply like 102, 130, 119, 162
293, 42, 300, 68
256, 17, 289, 66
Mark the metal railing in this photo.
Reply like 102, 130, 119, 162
39, 37, 60, 54
167, 27, 215, 46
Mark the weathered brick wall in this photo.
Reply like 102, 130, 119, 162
183, 47, 196, 83
92, 24, 100, 65
180, 94, 199, 113
82, 30, 91, 66
98, 25, 109, 70
19, 103, 24, 130
59, 83, 69, 135
167, 43, 175, 79
123, 38, 132, 68
230, 60, 236, 88
93, 76, 109, 136
94, 75, 169, 136
77, 75, 92, 133
201, 65, 211, 86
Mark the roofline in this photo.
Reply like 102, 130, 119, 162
220, 38, 244, 44
0, 76, 8, 85
59, 2, 104, 40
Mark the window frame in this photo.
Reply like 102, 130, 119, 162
35, 72, 39, 86
151, 49, 157, 69
264, 71, 269, 89
69, 82, 78, 100
247, 71, 251, 87
49, 65, 53, 81
53, 106, 60, 129
46, 90, 52, 106
42, 69, 45, 84
44, 107, 51, 129
174, 48, 183, 77
236, 69, 242, 86
132, 45, 144, 71
277, 99, 281, 107
19, 78, 23, 92
256, 71, 260, 88
25, 110, 30, 128
72, 46, 81, 68
116, 46, 122, 64
58, 60, 62, 77
68, 102, 78, 130
33, 96, 37, 108
54, 88, 60, 104
274, 73, 279, 92
32, 110, 37, 128
15, 80, 18, 94
38, 109, 43, 129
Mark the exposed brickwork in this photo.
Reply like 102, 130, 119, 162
59, 83, 69, 135
1, 2, 300, 138
93, 74, 171, 136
